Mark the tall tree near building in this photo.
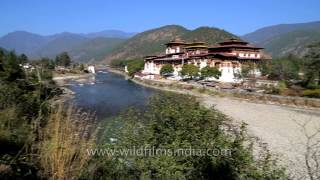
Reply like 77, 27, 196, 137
126, 59, 144, 76
160, 64, 174, 76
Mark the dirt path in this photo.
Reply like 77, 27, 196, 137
200, 95, 320, 179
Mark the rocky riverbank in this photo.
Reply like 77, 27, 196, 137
53, 73, 95, 86
52, 73, 95, 103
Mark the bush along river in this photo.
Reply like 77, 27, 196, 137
67, 70, 156, 120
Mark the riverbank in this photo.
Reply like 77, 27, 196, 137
108, 68, 320, 179
52, 73, 95, 103
53, 73, 95, 85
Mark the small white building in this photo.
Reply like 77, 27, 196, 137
88, 65, 96, 74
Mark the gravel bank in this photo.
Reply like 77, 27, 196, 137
200, 95, 320, 179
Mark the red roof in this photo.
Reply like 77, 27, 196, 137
209, 44, 263, 50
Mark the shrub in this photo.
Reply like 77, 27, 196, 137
93, 93, 287, 179
302, 89, 320, 98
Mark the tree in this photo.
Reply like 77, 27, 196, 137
35, 58, 55, 69
79, 64, 85, 71
55, 52, 71, 67
240, 62, 256, 78
180, 64, 199, 79
0, 49, 4, 71
304, 43, 320, 87
126, 59, 144, 76
2, 51, 24, 81
271, 57, 300, 80
160, 64, 174, 76
200, 66, 221, 79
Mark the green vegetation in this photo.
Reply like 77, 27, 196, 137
302, 89, 320, 98
181, 64, 199, 79
182, 27, 237, 45
32, 57, 56, 69
92, 93, 287, 179
126, 59, 144, 76
255, 42, 320, 97
111, 58, 144, 76
200, 66, 221, 79
160, 64, 174, 76
0, 50, 60, 179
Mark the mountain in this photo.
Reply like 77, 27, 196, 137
260, 29, 320, 57
182, 27, 237, 45
85, 30, 136, 38
242, 21, 320, 44
0, 30, 135, 61
242, 21, 320, 57
0, 31, 51, 55
31, 32, 89, 58
68, 37, 126, 62
102, 25, 237, 63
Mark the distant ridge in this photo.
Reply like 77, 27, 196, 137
84, 30, 136, 38
242, 21, 320, 57
0, 30, 136, 61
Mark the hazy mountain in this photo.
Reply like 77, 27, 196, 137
68, 37, 126, 62
85, 30, 136, 38
0, 31, 51, 55
242, 21, 320, 57
242, 21, 320, 44
102, 25, 236, 63
0, 30, 135, 61
31, 32, 89, 58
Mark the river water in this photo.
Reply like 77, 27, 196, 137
68, 71, 156, 120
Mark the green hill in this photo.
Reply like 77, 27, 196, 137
182, 27, 237, 45
103, 25, 237, 63
242, 21, 320, 57
261, 29, 320, 57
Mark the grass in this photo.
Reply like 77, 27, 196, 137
39, 104, 97, 180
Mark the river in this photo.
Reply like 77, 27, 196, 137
68, 70, 156, 120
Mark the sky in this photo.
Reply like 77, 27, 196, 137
1, 0, 320, 36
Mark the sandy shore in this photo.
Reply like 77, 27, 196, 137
53, 73, 95, 86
